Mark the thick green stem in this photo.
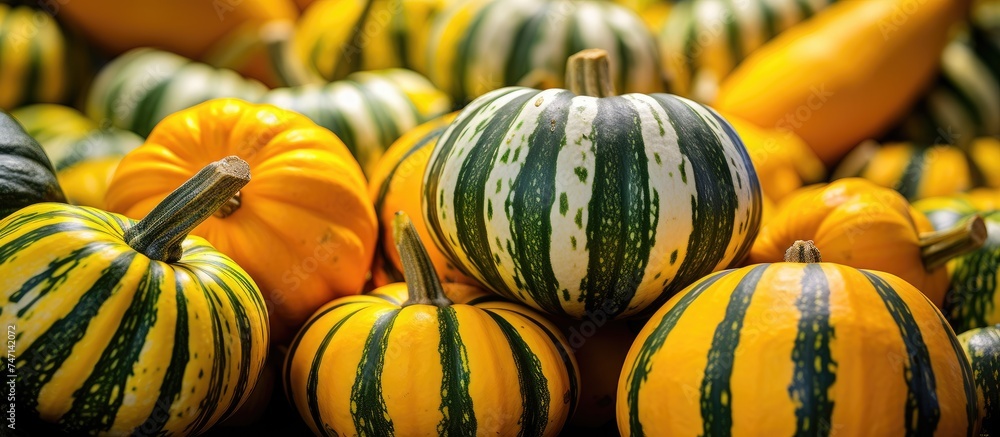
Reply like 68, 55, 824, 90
784, 240, 823, 263
565, 49, 617, 97
260, 20, 324, 87
393, 211, 453, 307
125, 156, 251, 263
920, 214, 987, 270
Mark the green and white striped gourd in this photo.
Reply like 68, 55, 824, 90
658, 0, 836, 103
423, 49, 762, 320
958, 325, 1000, 437
426, 0, 663, 104
260, 68, 452, 174
86, 48, 268, 137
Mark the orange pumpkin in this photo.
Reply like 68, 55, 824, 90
749, 178, 986, 307
105, 98, 378, 342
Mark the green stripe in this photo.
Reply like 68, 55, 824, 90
186, 271, 231, 432
350, 309, 400, 436
499, 308, 580, 417
133, 277, 190, 436
337, 0, 375, 79
436, 306, 476, 435
579, 96, 653, 317
284, 301, 367, 403
708, 108, 760, 253
894, 146, 926, 201
625, 270, 729, 436
451, 2, 496, 104
700, 264, 766, 436
485, 311, 550, 437
12, 242, 110, 316
19, 252, 135, 415
647, 96, 743, 311
504, 6, 548, 88
130, 72, 173, 137
307, 308, 363, 435
964, 327, 1000, 436
946, 230, 1000, 332
789, 263, 837, 436
862, 271, 940, 436
937, 313, 979, 437
24, 17, 43, 104
723, 0, 743, 67
507, 90, 573, 316
61, 260, 164, 432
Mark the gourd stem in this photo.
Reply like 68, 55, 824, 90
920, 214, 987, 271
784, 240, 822, 263
260, 20, 324, 87
125, 156, 251, 263
565, 49, 617, 97
394, 212, 453, 308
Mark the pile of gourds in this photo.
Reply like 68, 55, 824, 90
0, 0, 999, 435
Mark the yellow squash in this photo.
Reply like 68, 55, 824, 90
715, 0, 971, 165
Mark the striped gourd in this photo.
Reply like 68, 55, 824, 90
423, 50, 761, 320
618, 240, 980, 436
86, 48, 268, 137
426, 0, 663, 104
915, 197, 1000, 332
0, 110, 65, 219
887, 25, 1000, 146
658, 0, 835, 103
284, 213, 579, 436
833, 140, 999, 201
0, 4, 86, 110
724, 114, 825, 201
958, 325, 1000, 437
293, 0, 455, 80
368, 112, 480, 287
260, 68, 452, 175
0, 157, 269, 435
10, 104, 96, 159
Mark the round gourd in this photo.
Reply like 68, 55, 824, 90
966, 187, 1000, 211
284, 213, 579, 436
0, 111, 66, 219
293, 0, 455, 80
10, 104, 96, 158
725, 114, 825, 201
749, 178, 987, 307
426, 0, 663, 104
0, 156, 269, 435
618, 240, 980, 436
260, 68, 452, 174
915, 197, 1000, 332
657, 0, 834, 103
833, 141, 998, 201
86, 48, 269, 137
423, 49, 762, 319
105, 99, 378, 342
958, 325, 1000, 437
0, 4, 85, 110
368, 112, 479, 287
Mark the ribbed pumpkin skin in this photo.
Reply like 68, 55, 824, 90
86, 49, 268, 137
284, 284, 579, 436
658, 0, 834, 103
105, 99, 378, 342
916, 198, 1000, 332
0, 203, 269, 435
750, 179, 950, 306
426, 0, 663, 104
0, 112, 65, 219
293, 0, 454, 80
618, 262, 979, 436
368, 112, 479, 287
0, 4, 79, 110
260, 68, 452, 175
958, 325, 1000, 437
424, 87, 761, 319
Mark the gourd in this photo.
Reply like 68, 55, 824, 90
0, 111, 66, 219
715, 0, 972, 165
958, 325, 1000, 437
0, 156, 269, 435
657, 0, 835, 103
11, 104, 96, 160
292, 0, 456, 80
915, 197, 1000, 332
0, 4, 85, 110
367, 112, 479, 286
105, 99, 378, 342
284, 212, 579, 436
725, 114, 825, 201
966, 187, 1000, 211
618, 240, 980, 436
749, 178, 987, 307
86, 48, 269, 137
423, 49, 762, 320
833, 140, 999, 201
260, 68, 452, 174
426, 0, 663, 104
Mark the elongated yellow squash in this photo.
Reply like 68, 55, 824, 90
715, 0, 971, 165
